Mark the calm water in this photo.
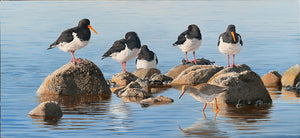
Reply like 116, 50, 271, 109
1, 1, 300, 137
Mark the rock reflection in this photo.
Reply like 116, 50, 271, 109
281, 88, 300, 101
29, 115, 61, 126
179, 118, 228, 137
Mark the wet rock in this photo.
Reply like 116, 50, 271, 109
114, 80, 151, 98
111, 72, 138, 86
37, 59, 111, 95
209, 70, 272, 105
149, 73, 173, 85
133, 68, 161, 80
281, 64, 300, 87
165, 64, 192, 79
28, 101, 62, 117
207, 64, 251, 83
140, 95, 174, 107
171, 65, 223, 85
182, 58, 215, 65
261, 70, 282, 88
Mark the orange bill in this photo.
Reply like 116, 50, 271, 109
231, 32, 236, 42
88, 25, 98, 34
179, 91, 185, 99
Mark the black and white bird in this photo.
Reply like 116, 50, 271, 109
135, 45, 158, 69
218, 24, 243, 67
173, 24, 202, 64
102, 32, 141, 72
48, 19, 98, 64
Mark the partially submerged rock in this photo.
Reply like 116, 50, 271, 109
209, 70, 272, 105
133, 68, 161, 80
140, 95, 174, 107
37, 59, 111, 95
165, 64, 192, 79
114, 80, 151, 98
261, 70, 282, 88
111, 72, 138, 86
149, 73, 173, 85
281, 64, 300, 87
28, 101, 62, 117
171, 65, 223, 85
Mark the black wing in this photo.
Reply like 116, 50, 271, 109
155, 54, 158, 64
217, 33, 225, 47
173, 30, 187, 46
237, 33, 243, 46
102, 39, 126, 59
48, 27, 76, 49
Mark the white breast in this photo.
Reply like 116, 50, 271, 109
136, 59, 157, 69
111, 46, 140, 62
218, 37, 241, 55
177, 36, 202, 53
58, 32, 89, 52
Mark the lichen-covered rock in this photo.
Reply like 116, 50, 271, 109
140, 95, 174, 107
149, 73, 173, 85
114, 80, 151, 98
281, 64, 300, 87
37, 59, 111, 95
111, 72, 138, 86
165, 64, 192, 79
28, 101, 62, 117
182, 58, 215, 65
209, 70, 272, 105
133, 68, 161, 80
171, 65, 223, 85
207, 64, 251, 83
261, 70, 282, 88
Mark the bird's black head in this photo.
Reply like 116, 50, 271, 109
78, 19, 90, 28
125, 31, 139, 40
227, 24, 236, 32
141, 45, 149, 51
188, 24, 200, 32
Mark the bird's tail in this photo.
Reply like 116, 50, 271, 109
48, 44, 57, 50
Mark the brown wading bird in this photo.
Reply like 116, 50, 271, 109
179, 84, 228, 113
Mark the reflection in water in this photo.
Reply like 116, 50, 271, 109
179, 118, 228, 138
281, 89, 300, 101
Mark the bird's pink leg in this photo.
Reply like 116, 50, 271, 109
227, 55, 230, 67
121, 61, 129, 72
215, 98, 220, 113
193, 51, 201, 64
231, 54, 236, 67
70, 51, 81, 64
202, 103, 207, 112
185, 52, 193, 63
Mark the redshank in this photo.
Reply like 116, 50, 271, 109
179, 84, 228, 113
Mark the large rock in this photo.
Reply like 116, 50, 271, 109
37, 59, 111, 95
261, 71, 282, 88
281, 64, 300, 87
133, 68, 161, 80
209, 70, 272, 105
111, 72, 138, 86
171, 65, 223, 85
28, 101, 62, 117
165, 64, 192, 79
207, 64, 251, 83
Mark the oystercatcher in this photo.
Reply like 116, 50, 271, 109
48, 19, 98, 64
102, 32, 141, 72
135, 45, 158, 69
173, 24, 202, 64
218, 24, 243, 67
179, 84, 228, 113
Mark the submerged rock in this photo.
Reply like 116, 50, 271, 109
165, 64, 192, 79
111, 72, 138, 86
133, 68, 161, 80
261, 70, 282, 88
28, 101, 62, 117
171, 65, 223, 85
281, 64, 300, 87
37, 59, 111, 95
140, 95, 174, 107
209, 70, 272, 105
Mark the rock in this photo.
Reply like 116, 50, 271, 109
171, 65, 224, 85
149, 73, 173, 85
209, 70, 272, 105
28, 101, 62, 117
133, 68, 161, 80
207, 64, 251, 83
182, 58, 215, 65
111, 72, 138, 86
114, 80, 151, 98
140, 95, 174, 107
261, 71, 282, 88
37, 59, 111, 95
165, 64, 192, 79
281, 64, 300, 87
